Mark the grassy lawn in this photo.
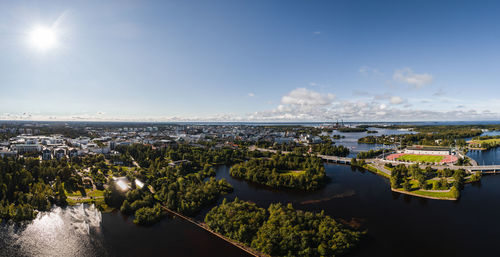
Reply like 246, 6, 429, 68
470, 138, 500, 144
67, 197, 105, 205
363, 165, 390, 178
65, 189, 105, 198
65, 189, 82, 197
392, 188, 456, 200
66, 198, 114, 212
112, 165, 136, 171
406, 189, 455, 199
469, 138, 500, 147
87, 189, 105, 197
280, 170, 306, 177
397, 154, 445, 163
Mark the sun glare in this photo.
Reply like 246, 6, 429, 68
29, 26, 58, 51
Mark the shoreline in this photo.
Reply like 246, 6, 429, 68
359, 164, 459, 201
391, 188, 457, 201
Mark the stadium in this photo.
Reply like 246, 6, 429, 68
386, 146, 458, 164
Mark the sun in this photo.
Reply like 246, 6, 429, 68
29, 26, 58, 51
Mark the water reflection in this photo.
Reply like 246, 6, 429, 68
0, 204, 106, 257
3, 159, 500, 257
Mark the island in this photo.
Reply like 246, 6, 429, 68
230, 153, 326, 191
204, 198, 362, 257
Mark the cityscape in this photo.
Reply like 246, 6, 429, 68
2, 1, 500, 257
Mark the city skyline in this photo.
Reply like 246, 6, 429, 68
2, 0, 500, 122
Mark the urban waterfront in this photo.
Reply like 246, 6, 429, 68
1, 126, 500, 257
4, 0, 500, 255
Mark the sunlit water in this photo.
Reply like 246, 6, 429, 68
3, 164, 500, 257
0, 204, 251, 257
0, 204, 106, 257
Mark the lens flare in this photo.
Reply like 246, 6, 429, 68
29, 26, 58, 51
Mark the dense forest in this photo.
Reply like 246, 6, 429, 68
230, 153, 326, 191
205, 198, 362, 257
105, 144, 240, 224
358, 129, 480, 147
116, 143, 269, 169
292, 142, 350, 157
358, 125, 486, 147
356, 149, 387, 159
337, 127, 367, 132
0, 157, 72, 222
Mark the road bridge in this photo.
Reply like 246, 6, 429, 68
250, 146, 500, 173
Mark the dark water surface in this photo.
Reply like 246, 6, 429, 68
2, 164, 500, 257
467, 147, 500, 166
212, 165, 500, 257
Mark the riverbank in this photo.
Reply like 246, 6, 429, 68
391, 188, 457, 200
362, 164, 390, 178
160, 205, 267, 257
359, 163, 460, 201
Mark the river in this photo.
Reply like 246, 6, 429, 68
466, 131, 500, 165
332, 127, 500, 165
330, 127, 416, 157
2, 163, 500, 257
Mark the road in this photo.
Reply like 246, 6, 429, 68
251, 146, 500, 173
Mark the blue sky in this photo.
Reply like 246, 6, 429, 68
1, 0, 500, 121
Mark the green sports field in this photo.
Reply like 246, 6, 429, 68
397, 154, 445, 163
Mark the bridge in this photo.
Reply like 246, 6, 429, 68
453, 165, 500, 172
378, 159, 500, 173
316, 154, 353, 164
250, 146, 354, 164
250, 146, 500, 174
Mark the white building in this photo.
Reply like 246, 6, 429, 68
404, 147, 451, 155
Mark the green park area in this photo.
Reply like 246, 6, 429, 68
358, 161, 482, 200
397, 154, 444, 163
468, 138, 500, 149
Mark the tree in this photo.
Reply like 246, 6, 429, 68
402, 179, 411, 191
450, 186, 460, 199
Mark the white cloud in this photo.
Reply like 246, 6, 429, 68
393, 68, 433, 88
281, 88, 335, 106
313, 31, 322, 35
248, 93, 255, 97
389, 96, 404, 105
244, 88, 500, 121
